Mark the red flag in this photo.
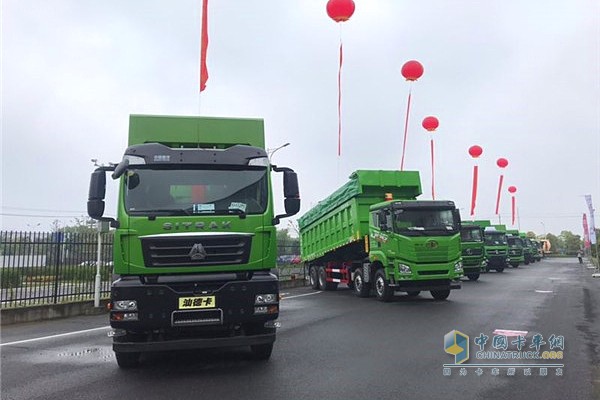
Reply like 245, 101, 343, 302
200, 0, 209, 92
430, 138, 435, 200
337, 41, 343, 156
470, 165, 478, 216
511, 196, 516, 226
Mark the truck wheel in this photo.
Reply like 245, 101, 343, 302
524, 259, 530, 265
467, 273, 480, 281
318, 266, 338, 291
430, 290, 450, 301
406, 291, 420, 297
115, 351, 141, 368
374, 270, 394, 302
251, 343, 274, 360
353, 269, 371, 298
309, 266, 319, 290
510, 263, 519, 268
495, 267, 504, 273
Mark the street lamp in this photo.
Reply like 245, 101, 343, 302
267, 142, 290, 161
540, 222, 546, 239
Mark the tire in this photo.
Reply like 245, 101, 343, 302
510, 263, 519, 268
495, 267, 505, 273
115, 351, 141, 369
374, 269, 394, 302
309, 266, 319, 290
318, 266, 338, 291
467, 273, 480, 281
353, 268, 371, 298
406, 291, 420, 297
250, 343, 274, 360
524, 259, 530, 265
430, 290, 450, 301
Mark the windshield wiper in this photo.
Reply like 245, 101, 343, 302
213, 208, 247, 219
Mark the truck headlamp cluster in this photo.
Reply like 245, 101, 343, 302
248, 157, 269, 167
398, 264, 412, 274
112, 300, 138, 311
255, 294, 278, 305
454, 262, 463, 272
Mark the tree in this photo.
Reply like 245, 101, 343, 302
526, 231, 537, 238
558, 230, 582, 255
276, 228, 299, 256
546, 233, 559, 254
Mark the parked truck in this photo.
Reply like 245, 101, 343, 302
460, 224, 486, 281
299, 170, 463, 302
472, 220, 509, 272
519, 233, 535, 264
506, 229, 525, 268
87, 115, 300, 367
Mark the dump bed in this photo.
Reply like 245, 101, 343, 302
298, 170, 421, 263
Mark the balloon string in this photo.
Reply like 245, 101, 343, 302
470, 164, 478, 216
430, 138, 435, 200
400, 86, 412, 170
495, 174, 504, 215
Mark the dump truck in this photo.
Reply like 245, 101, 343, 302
472, 220, 509, 272
506, 229, 525, 267
87, 115, 300, 367
299, 170, 463, 302
460, 224, 486, 281
532, 240, 543, 261
519, 233, 535, 264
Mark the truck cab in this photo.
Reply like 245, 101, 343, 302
506, 230, 525, 268
459, 224, 486, 281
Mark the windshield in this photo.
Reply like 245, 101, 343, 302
124, 167, 268, 216
460, 227, 482, 242
393, 208, 458, 235
507, 237, 524, 247
484, 232, 507, 246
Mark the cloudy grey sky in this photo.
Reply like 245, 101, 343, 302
1, 0, 599, 237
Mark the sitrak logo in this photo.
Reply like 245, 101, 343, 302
444, 330, 469, 364
425, 240, 439, 249
189, 243, 207, 260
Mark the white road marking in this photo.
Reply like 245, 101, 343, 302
281, 291, 322, 300
2, 290, 323, 347
535, 290, 553, 293
1, 326, 110, 347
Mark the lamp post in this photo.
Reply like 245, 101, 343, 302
540, 222, 546, 239
267, 142, 290, 161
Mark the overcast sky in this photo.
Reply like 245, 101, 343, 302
1, 0, 599, 237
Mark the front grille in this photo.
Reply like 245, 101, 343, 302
141, 235, 252, 267
171, 309, 223, 326
486, 249, 506, 255
462, 248, 483, 256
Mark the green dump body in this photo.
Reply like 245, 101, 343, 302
299, 170, 421, 262
473, 220, 509, 271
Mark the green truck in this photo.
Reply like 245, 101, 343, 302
298, 170, 463, 302
519, 233, 535, 264
506, 229, 525, 267
472, 220, 509, 272
87, 115, 300, 367
459, 224, 486, 281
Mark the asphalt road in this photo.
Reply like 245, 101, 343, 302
2, 258, 599, 400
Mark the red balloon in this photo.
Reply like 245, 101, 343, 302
508, 186, 517, 194
401, 60, 424, 81
326, 0, 355, 22
422, 116, 439, 132
496, 157, 509, 168
468, 145, 483, 158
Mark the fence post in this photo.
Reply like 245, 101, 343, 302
52, 232, 63, 304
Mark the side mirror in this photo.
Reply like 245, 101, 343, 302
272, 166, 300, 225
87, 168, 119, 228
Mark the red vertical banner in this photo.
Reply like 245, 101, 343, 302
199, 0, 209, 92
430, 138, 435, 200
337, 41, 343, 156
470, 165, 478, 216
583, 213, 591, 249
511, 196, 516, 226
495, 174, 504, 215
400, 90, 412, 170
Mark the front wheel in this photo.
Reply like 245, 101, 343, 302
250, 343, 274, 360
467, 273, 480, 281
495, 267, 505, 273
374, 270, 394, 302
353, 268, 371, 298
510, 263, 519, 268
115, 351, 141, 369
430, 290, 450, 301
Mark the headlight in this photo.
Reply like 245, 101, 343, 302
255, 294, 278, 305
112, 300, 137, 311
454, 262, 463, 272
481, 259, 488, 267
398, 264, 412, 274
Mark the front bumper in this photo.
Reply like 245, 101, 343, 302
389, 278, 461, 292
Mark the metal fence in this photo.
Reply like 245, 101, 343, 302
0, 231, 302, 309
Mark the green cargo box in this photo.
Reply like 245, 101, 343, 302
299, 170, 421, 263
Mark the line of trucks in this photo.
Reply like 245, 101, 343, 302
87, 114, 544, 367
